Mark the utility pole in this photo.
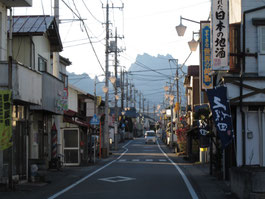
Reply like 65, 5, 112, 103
147, 101, 149, 116
103, 1, 110, 158
94, 76, 97, 115
134, 88, 136, 109
130, 83, 132, 107
121, 69, 124, 110
139, 92, 141, 114
8, 7, 13, 190
142, 97, 145, 115
153, 105, 156, 120
114, 28, 118, 151
176, 61, 180, 130
126, 72, 129, 108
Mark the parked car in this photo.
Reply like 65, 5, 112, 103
145, 131, 157, 144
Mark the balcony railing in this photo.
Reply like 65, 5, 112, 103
0, 61, 42, 105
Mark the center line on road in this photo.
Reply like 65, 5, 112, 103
157, 141, 199, 199
48, 140, 133, 199
132, 159, 140, 162
145, 159, 153, 162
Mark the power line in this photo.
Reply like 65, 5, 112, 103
82, 0, 103, 24
61, 0, 105, 73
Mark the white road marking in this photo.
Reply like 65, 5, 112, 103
132, 159, 140, 162
98, 176, 135, 183
145, 159, 153, 162
118, 159, 126, 162
157, 141, 199, 199
158, 159, 167, 162
143, 150, 156, 152
48, 140, 133, 199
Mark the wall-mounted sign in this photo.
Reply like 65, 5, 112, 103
211, 0, 229, 70
0, 90, 12, 150
201, 21, 213, 89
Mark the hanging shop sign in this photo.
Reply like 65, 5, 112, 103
211, 0, 229, 70
206, 86, 233, 149
201, 21, 213, 89
96, 96, 102, 107
0, 90, 12, 150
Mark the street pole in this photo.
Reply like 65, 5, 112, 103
8, 7, 13, 190
142, 97, 145, 115
103, 1, 110, 158
153, 105, 155, 120
126, 72, 128, 108
114, 28, 118, 151
139, 92, 141, 114
133, 87, 136, 110
176, 60, 180, 130
121, 69, 124, 110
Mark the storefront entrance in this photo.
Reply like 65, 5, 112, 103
63, 128, 80, 166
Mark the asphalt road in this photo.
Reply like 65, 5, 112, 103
48, 138, 197, 199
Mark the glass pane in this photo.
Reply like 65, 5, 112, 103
261, 27, 265, 51
64, 149, 78, 163
64, 130, 78, 147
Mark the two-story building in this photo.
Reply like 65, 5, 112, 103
0, 0, 34, 184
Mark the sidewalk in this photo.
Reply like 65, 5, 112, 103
158, 139, 238, 199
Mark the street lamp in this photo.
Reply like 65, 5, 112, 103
109, 76, 116, 84
188, 31, 199, 52
175, 16, 200, 37
102, 86, 109, 93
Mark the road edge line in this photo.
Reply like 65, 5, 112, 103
157, 140, 199, 199
47, 140, 133, 199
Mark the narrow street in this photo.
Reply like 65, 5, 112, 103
48, 138, 196, 199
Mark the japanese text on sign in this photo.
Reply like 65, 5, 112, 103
201, 22, 213, 89
211, 0, 229, 70
0, 90, 12, 151
206, 86, 233, 149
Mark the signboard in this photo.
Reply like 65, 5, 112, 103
0, 90, 12, 150
201, 21, 213, 89
211, 0, 229, 70
96, 96, 102, 107
56, 89, 68, 112
206, 86, 233, 149
90, 114, 100, 125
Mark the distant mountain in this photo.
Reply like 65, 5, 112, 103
128, 53, 187, 108
67, 53, 187, 109
67, 72, 104, 96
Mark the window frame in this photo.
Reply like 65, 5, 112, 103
38, 55, 47, 72
259, 26, 265, 54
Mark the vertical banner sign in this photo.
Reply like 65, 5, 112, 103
206, 86, 233, 149
201, 22, 213, 89
211, 0, 229, 70
0, 90, 12, 150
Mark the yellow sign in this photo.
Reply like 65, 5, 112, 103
174, 102, 180, 112
0, 90, 12, 150
96, 96, 102, 107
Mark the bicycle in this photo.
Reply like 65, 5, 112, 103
49, 154, 64, 171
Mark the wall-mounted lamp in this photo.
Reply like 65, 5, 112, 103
175, 16, 200, 37
188, 31, 200, 52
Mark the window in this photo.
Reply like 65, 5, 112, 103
229, 23, 241, 73
38, 55, 47, 72
259, 26, 265, 54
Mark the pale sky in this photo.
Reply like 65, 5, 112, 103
14, 0, 211, 79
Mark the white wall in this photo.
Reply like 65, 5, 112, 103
0, 3, 7, 61
230, 0, 241, 24
68, 86, 78, 112
32, 34, 52, 73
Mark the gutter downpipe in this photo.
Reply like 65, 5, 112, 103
242, 6, 265, 166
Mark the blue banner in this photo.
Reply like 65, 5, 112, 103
206, 86, 233, 149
